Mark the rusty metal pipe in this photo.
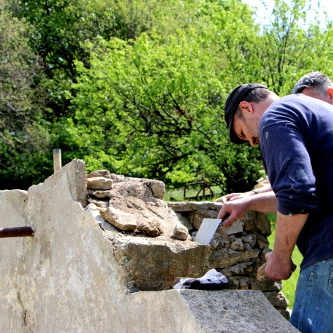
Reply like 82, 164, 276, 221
0, 226, 35, 238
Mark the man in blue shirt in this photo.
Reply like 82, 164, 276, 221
216, 71, 333, 202
218, 81, 333, 332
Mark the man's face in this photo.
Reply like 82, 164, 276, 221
232, 112, 260, 146
230, 92, 279, 146
301, 87, 333, 104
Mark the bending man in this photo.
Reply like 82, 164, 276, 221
218, 80, 333, 333
217, 71, 333, 202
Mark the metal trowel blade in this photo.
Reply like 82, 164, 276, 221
195, 218, 222, 245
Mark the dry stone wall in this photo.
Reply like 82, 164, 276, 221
86, 169, 290, 318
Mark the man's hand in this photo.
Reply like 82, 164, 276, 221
214, 192, 250, 202
264, 251, 296, 282
217, 191, 277, 227
217, 197, 251, 226
215, 184, 273, 203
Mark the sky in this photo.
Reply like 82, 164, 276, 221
242, 0, 333, 25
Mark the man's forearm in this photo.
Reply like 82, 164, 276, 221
274, 212, 308, 258
265, 211, 308, 281
247, 191, 277, 213
219, 191, 277, 226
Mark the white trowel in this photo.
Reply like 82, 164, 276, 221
195, 218, 222, 245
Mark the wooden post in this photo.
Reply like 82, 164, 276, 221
53, 149, 62, 173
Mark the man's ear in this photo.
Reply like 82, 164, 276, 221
327, 87, 333, 97
239, 101, 254, 114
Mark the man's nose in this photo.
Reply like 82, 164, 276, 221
250, 138, 258, 147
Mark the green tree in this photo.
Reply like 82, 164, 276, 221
12, 0, 203, 117
64, 0, 265, 193
3, 0, 333, 193
0, 1, 50, 189
238, 0, 333, 94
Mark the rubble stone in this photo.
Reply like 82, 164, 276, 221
137, 220, 164, 237
85, 175, 291, 319
100, 206, 137, 231
173, 223, 189, 241
86, 176, 113, 190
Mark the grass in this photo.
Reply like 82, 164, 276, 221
267, 214, 303, 310
164, 184, 223, 202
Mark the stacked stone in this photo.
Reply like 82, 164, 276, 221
86, 170, 168, 237
168, 202, 290, 319
85, 170, 290, 319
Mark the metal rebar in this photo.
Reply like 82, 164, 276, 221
0, 226, 35, 238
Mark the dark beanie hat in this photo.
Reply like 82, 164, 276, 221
224, 83, 267, 144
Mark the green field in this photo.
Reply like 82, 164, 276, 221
165, 184, 223, 202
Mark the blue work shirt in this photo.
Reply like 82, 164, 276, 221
259, 94, 333, 270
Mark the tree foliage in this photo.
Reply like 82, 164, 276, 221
65, 1, 266, 191
0, 0, 50, 188
1, 0, 333, 193
253, 0, 333, 94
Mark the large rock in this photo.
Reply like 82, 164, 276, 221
111, 235, 211, 291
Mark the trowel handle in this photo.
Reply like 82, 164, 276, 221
218, 213, 230, 227
256, 262, 296, 282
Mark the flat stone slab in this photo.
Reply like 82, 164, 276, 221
179, 289, 300, 333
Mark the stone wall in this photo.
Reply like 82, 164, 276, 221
0, 160, 299, 332
86, 170, 289, 318
169, 202, 289, 318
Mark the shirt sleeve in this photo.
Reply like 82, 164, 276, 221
260, 112, 318, 215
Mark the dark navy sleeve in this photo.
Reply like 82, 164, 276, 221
259, 103, 319, 215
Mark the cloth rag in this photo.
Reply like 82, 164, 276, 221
173, 268, 229, 290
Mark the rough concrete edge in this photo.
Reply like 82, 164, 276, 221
126, 289, 207, 333
179, 289, 300, 333
44, 159, 88, 208
68, 159, 88, 207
